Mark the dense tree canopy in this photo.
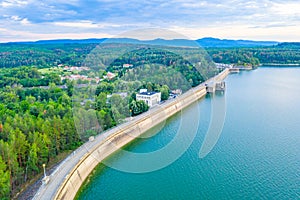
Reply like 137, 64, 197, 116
1, 43, 299, 70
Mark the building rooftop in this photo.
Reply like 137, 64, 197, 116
138, 91, 159, 96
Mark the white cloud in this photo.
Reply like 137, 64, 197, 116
53, 21, 99, 28
20, 18, 30, 25
170, 23, 300, 42
46, 0, 79, 6
181, 1, 208, 8
3, 15, 31, 25
10, 15, 22, 21
271, 2, 300, 16
52, 21, 122, 29
0, 0, 28, 7
0, 27, 113, 42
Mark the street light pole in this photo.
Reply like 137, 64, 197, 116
42, 163, 46, 177
130, 109, 132, 120
42, 163, 50, 185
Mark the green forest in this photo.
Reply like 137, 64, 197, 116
208, 44, 300, 65
0, 43, 214, 199
0, 41, 299, 199
1, 42, 300, 70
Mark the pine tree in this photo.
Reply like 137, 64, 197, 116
0, 156, 10, 200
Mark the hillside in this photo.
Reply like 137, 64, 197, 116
4, 37, 279, 48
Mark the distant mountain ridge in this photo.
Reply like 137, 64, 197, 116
196, 37, 278, 47
4, 37, 280, 47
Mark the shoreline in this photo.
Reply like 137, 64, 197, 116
261, 63, 300, 66
33, 69, 230, 200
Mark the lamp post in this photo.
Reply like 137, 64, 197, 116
42, 163, 50, 185
130, 109, 132, 120
42, 163, 46, 178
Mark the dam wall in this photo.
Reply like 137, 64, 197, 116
54, 69, 229, 200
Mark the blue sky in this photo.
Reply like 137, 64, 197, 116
0, 0, 299, 42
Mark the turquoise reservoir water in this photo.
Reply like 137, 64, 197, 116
77, 67, 300, 199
